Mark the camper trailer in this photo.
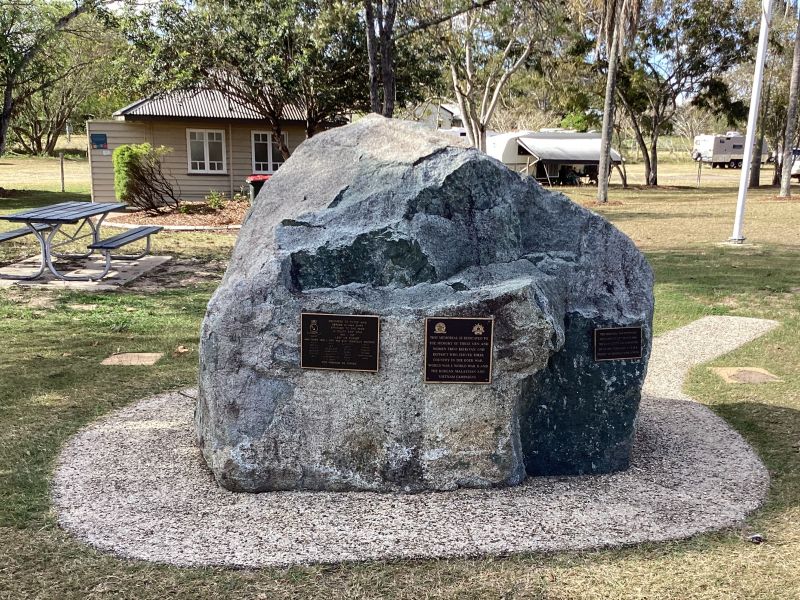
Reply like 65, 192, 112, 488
692, 132, 768, 168
486, 130, 622, 185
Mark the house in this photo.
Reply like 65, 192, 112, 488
486, 130, 623, 184
413, 101, 464, 130
86, 89, 309, 203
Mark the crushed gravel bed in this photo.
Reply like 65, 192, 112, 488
52, 316, 777, 568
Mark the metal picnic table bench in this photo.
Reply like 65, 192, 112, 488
0, 201, 162, 282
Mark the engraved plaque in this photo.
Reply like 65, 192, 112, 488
424, 317, 494, 384
301, 313, 380, 372
593, 326, 643, 361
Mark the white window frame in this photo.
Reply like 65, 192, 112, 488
251, 130, 288, 174
186, 128, 227, 174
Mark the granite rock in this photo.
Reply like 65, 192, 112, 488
196, 115, 654, 492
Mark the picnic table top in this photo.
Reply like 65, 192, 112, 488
0, 201, 127, 225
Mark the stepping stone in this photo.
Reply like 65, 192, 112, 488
101, 352, 163, 366
711, 367, 782, 384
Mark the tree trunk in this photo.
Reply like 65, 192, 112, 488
364, 0, 381, 114
379, 0, 397, 117
305, 118, 320, 139
477, 125, 487, 152
750, 82, 770, 188
0, 81, 15, 156
272, 124, 291, 160
618, 91, 652, 185
648, 128, 659, 186
380, 36, 396, 117
780, 10, 800, 197
750, 119, 766, 188
773, 138, 782, 186
597, 21, 621, 203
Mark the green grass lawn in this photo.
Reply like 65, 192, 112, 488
0, 157, 798, 599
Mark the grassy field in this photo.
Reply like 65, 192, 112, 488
0, 156, 798, 599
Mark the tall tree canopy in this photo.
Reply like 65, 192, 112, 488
0, 0, 105, 155
430, 0, 558, 151
10, 15, 130, 155
125, 0, 369, 157
124, 0, 440, 157
616, 0, 751, 185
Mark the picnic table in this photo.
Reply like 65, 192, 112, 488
0, 201, 162, 282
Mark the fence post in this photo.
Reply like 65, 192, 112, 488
59, 152, 65, 193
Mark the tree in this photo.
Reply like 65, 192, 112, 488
10, 15, 128, 155
363, 0, 499, 117
364, 0, 397, 115
0, 0, 104, 155
428, 0, 555, 151
467, 20, 593, 134
125, 0, 372, 159
780, 5, 800, 196
616, 0, 750, 186
671, 104, 713, 149
592, 0, 640, 203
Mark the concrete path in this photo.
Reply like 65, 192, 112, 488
52, 316, 778, 567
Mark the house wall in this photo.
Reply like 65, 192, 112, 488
87, 119, 307, 203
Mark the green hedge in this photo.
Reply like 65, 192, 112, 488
112, 143, 149, 203
111, 143, 178, 214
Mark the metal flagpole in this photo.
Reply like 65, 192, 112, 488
730, 0, 773, 243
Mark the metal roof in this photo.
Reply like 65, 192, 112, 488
439, 103, 462, 119
517, 135, 622, 163
114, 89, 305, 122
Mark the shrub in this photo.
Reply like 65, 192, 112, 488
112, 143, 179, 214
205, 190, 226, 211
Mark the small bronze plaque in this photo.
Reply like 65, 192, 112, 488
301, 312, 380, 372
424, 317, 494, 384
593, 326, 643, 361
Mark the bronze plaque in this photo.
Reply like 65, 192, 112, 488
301, 312, 380, 372
593, 326, 643, 361
424, 317, 494, 384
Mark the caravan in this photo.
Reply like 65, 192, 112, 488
692, 132, 768, 168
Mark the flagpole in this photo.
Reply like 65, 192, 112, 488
730, 0, 773, 243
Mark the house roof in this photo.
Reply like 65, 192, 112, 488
439, 103, 462, 119
517, 134, 622, 163
114, 89, 305, 122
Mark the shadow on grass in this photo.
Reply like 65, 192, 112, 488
646, 245, 800, 295
0, 189, 90, 213
603, 211, 716, 221
712, 401, 800, 511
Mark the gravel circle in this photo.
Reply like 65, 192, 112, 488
52, 316, 777, 568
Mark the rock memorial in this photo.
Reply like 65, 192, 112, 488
196, 115, 654, 493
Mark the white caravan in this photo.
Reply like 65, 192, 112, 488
692, 132, 768, 168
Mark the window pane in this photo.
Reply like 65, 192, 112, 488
254, 140, 269, 165
208, 139, 223, 163
190, 140, 206, 170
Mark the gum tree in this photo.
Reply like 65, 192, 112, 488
125, 0, 371, 158
422, 0, 557, 151
780, 4, 800, 196
126, 0, 441, 157
0, 0, 103, 155
616, 0, 750, 186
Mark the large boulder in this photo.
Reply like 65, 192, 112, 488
196, 115, 653, 493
